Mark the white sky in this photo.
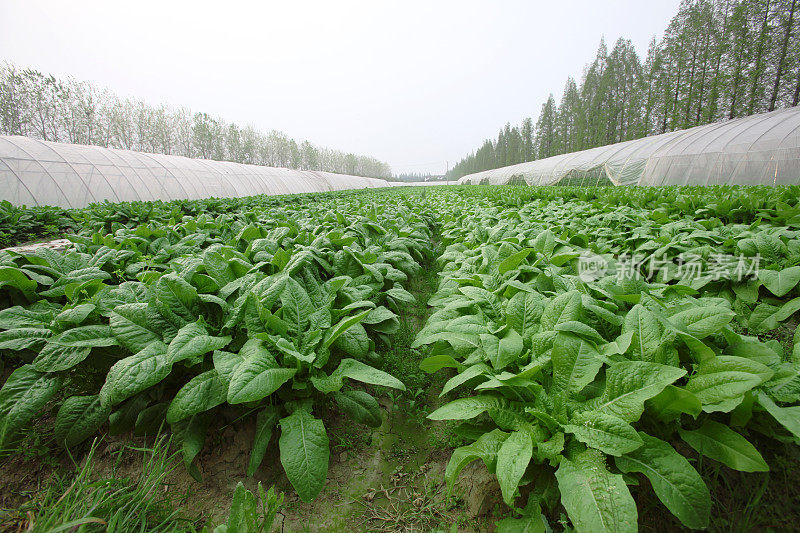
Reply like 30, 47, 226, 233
0, 0, 681, 175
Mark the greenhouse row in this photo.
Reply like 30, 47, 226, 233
0, 135, 391, 208
1, 106, 799, 210
458, 106, 800, 187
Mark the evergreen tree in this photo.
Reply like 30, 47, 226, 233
534, 95, 558, 159
557, 78, 582, 153
521, 117, 535, 161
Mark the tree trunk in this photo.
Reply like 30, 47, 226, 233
707, 0, 731, 122
695, 31, 711, 124
644, 76, 654, 134
768, 0, 797, 110
729, 40, 745, 119
684, 33, 699, 127
672, 60, 683, 129
748, 0, 772, 114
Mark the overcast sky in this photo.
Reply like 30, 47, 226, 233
1, 0, 681, 175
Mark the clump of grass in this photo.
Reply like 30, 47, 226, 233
330, 421, 372, 454
354, 461, 456, 532
382, 320, 428, 394
2, 435, 203, 532
425, 421, 468, 451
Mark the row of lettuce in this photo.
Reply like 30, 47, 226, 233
0, 191, 435, 501
6, 184, 798, 248
414, 188, 800, 532
0, 190, 360, 247
1, 185, 800, 528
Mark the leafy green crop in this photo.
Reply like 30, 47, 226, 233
2, 184, 800, 523
415, 185, 800, 531
0, 192, 433, 501
0, 200, 76, 248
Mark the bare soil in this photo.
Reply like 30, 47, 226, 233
0, 402, 505, 532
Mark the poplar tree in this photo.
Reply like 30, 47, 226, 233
0, 64, 393, 178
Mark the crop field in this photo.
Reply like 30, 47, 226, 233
1, 185, 800, 532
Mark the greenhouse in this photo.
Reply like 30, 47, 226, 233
0, 135, 391, 208
458, 106, 800, 187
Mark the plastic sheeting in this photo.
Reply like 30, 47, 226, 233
458, 106, 800, 187
0, 136, 391, 208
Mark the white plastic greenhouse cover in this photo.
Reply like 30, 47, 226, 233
0, 136, 391, 208
458, 106, 800, 186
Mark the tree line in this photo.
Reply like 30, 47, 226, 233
0, 64, 392, 179
393, 172, 447, 182
447, 0, 799, 180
